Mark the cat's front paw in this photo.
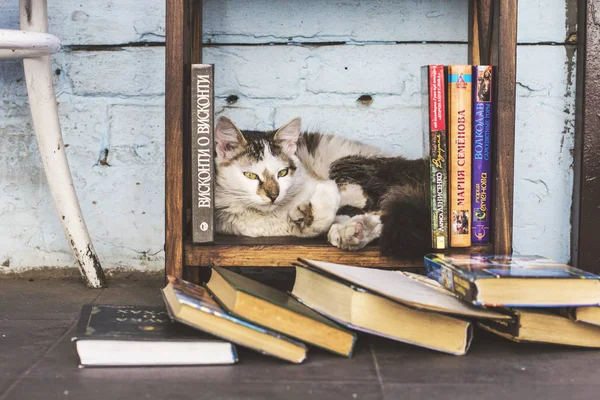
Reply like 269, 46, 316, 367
288, 200, 314, 229
328, 214, 382, 251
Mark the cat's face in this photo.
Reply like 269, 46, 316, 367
215, 117, 304, 209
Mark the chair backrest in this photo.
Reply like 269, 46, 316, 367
0, 29, 60, 59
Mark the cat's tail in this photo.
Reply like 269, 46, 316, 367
379, 184, 432, 259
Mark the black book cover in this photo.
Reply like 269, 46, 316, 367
191, 64, 215, 243
72, 304, 222, 342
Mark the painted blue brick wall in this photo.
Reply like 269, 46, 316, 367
0, 0, 576, 270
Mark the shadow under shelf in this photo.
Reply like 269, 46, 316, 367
184, 235, 494, 269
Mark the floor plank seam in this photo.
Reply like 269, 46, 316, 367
369, 344, 386, 399
0, 288, 104, 400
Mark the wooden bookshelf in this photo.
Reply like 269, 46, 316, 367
165, 0, 518, 281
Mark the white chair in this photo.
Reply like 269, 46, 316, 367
0, 0, 106, 288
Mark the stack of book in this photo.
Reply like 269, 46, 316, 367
423, 253, 600, 346
422, 64, 494, 250
72, 253, 600, 367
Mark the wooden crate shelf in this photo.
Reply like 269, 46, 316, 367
184, 236, 494, 269
165, 0, 517, 281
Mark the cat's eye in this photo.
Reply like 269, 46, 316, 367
277, 168, 289, 178
243, 172, 259, 180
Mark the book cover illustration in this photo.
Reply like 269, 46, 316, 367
421, 65, 448, 250
73, 304, 213, 341
191, 64, 215, 243
472, 65, 493, 243
447, 65, 472, 247
425, 254, 600, 306
426, 253, 600, 280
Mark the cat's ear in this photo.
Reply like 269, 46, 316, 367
215, 116, 247, 160
274, 117, 301, 155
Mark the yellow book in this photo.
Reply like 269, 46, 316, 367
162, 276, 307, 363
291, 259, 482, 356
479, 308, 600, 348
563, 306, 600, 327
206, 266, 356, 357
447, 65, 473, 247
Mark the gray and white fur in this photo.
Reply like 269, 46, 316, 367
214, 116, 431, 258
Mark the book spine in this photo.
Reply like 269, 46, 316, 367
447, 65, 472, 247
477, 311, 520, 337
423, 257, 478, 304
559, 307, 577, 321
471, 66, 493, 244
422, 65, 449, 250
191, 64, 215, 243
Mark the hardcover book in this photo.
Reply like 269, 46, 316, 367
162, 276, 307, 363
479, 308, 600, 348
72, 304, 237, 367
296, 258, 509, 320
424, 253, 600, 307
206, 266, 356, 357
421, 65, 448, 250
471, 65, 493, 243
291, 259, 479, 356
447, 65, 473, 247
562, 306, 600, 327
191, 64, 215, 243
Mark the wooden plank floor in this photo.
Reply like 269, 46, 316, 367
2, 274, 600, 400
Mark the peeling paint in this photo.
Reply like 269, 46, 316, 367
98, 148, 110, 166
24, 0, 32, 24
226, 94, 239, 105
523, 178, 550, 196
357, 94, 373, 106
563, 0, 578, 158
85, 244, 107, 288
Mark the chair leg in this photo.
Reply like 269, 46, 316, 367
22, 56, 107, 288
20, 0, 106, 288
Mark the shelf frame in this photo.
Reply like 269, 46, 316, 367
572, 0, 600, 273
165, 0, 518, 281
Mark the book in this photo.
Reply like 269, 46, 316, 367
296, 258, 509, 320
479, 308, 600, 348
191, 64, 215, 243
72, 304, 237, 367
291, 259, 476, 355
447, 65, 473, 247
562, 306, 600, 327
206, 266, 356, 357
162, 276, 307, 363
471, 65, 493, 244
421, 65, 449, 250
424, 253, 600, 307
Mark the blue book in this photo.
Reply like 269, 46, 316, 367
471, 65, 493, 243
424, 253, 600, 307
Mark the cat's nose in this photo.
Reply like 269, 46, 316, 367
267, 193, 279, 203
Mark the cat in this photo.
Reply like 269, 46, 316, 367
214, 116, 430, 258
